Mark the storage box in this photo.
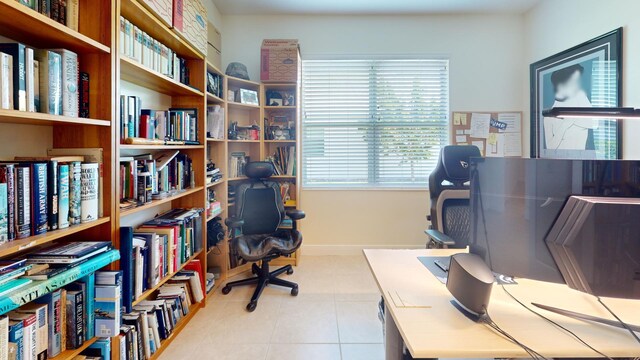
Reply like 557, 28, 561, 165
261, 39, 300, 83
173, 0, 208, 56
140, 0, 173, 27
207, 21, 222, 69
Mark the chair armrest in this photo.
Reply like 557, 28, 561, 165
225, 217, 244, 229
286, 209, 306, 220
424, 229, 456, 247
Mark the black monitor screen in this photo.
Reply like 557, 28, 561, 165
469, 158, 640, 283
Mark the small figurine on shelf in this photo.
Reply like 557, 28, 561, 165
228, 122, 238, 140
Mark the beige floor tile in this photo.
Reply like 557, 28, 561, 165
336, 302, 384, 343
333, 272, 379, 295
340, 344, 385, 360
191, 343, 269, 360
265, 344, 342, 360
207, 300, 282, 344
272, 300, 339, 343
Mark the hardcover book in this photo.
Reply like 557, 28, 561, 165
7, 319, 23, 360
15, 166, 31, 239
79, 72, 89, 118
14, 303, 48, 360
64, 290, 83, 349
0, 43, 26, 111
57, 163, 69, 229
32, 59, 39, 112
0, 52, 13, 110
0, 183, 7, 242
0, 315, 7, 360
68, 161, 81, 225
47, 161, 58, 230
33, 50, 62, 115
25, 48, 34, 112
26, 241, 111, 264
34, 289, 62, 358
28, 162, 48, 236
49, 49, 78, 117
0, 165, 15, 241
8, 312, 36, 360
80, 163, 98, 223
38, 0, 50, 17
66, 0, 79, 31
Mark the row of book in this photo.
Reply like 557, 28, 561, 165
0, 154, 102, 242
16, 0, 80, 32
119, 95, 199, 145
119, 151, 194, 210
266, 146, 296, 176
206, 71, 223, 99
120, 17, 191, 87
228, 152, 250, 179
119, 209, 203, 313
0, 43, 88, 118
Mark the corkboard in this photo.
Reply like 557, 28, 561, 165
450, 111, 523, 157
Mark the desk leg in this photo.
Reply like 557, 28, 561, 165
385, 304, 404, 360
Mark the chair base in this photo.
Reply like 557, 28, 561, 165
221, 258, 298, 312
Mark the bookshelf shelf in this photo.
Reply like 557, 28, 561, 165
263, 83, 297, 88
0, 217, 111, 259
207, 92, 225, 103
206, 61, 224, 76
206, 209, 223, 222
0, 109, 111, 127
147, 303, 202, 360
207, 179, 226, 188
120, 0, 203, 60
227, 101, 261, 110
272, 175, 296, 179
264, 106, 296, 110
119, 144, 204, 150
120, 57, 204, 97
228, 176, 249, 182
227, 76, 261, 88
264, 140, 297, 143
228, 139, 260, 143
132, 250, 204, 306
49, 337, 99, 360
0, 0, 110, 54
206, 138, 225, 142
119, 187, 204, 217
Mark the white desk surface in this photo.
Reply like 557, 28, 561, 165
364, 248, 640, 358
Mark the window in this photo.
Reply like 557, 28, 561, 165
301, 59, 450, 188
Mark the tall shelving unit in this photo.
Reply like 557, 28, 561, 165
0, 0, 118, 358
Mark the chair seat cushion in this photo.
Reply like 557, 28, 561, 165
232, 230, 302, 262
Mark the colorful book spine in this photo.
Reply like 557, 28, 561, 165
80, 163, 98, 223
0, 43, 26, 111
0, 183, 7, 243
82, 274, 95, 340
57, 164, 69, 229
30, 162, 48, 236
68, 161, 81, 226
65, 290, 83, 350
79, 72, 89, 118
34, 290, 62, 358
34, 50, 62, 116
50, 49, 78, 118
38, 0, 50, 17
8, 319, 23, 360
33, 59, 39, 112
0, 165, 16, 241
47, 161, 58, 230
15, 166, 31, 239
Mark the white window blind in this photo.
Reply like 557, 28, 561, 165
301, 59, 450, 188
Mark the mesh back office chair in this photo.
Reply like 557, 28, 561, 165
425, 145, 481, 249
222, 162, 305, 312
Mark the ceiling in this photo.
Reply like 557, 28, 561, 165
212, 0, 541, 15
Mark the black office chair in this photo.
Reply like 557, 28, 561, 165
425, 145, 481, 249
222, 161, 305, 312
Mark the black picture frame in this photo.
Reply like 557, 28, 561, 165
530, 28, 622, 159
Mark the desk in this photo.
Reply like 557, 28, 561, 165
364, 249, 640, 359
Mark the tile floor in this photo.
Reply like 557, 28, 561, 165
158, 255, 384, 360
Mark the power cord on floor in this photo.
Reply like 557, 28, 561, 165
597, 296, 640, 345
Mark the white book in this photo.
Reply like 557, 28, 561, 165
32, 59, 39, 112
66, 0, 79, 32
49, 49, 78, 118
0, 52, 13, 110
119, 17, 125, 55
133, 26, 141, 63
80, 163, 99, 223
0, 315, 8, 360
25, 48, 34, 112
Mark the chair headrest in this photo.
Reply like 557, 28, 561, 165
441, 145, 482, 181
245, 161, 275, 179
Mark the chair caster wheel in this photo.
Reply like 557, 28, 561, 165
246, 301, 257, 312
222, 286, 232, 295
291, 286, 299, 296
286, 267, 294, 275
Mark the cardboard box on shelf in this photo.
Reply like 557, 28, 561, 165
208, 21, 222, 69
260, 39, 300, 83
140, 0, 173, 27
173, 0, 208, 56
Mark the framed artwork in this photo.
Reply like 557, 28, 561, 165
530, 28, 622, 159
239, 89, 259, 105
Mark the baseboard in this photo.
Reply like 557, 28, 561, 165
301, 244, 424, 256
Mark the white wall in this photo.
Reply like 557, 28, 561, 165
524, 0, 640, 159
221, 14, 525, 251
205, 0, 224, 32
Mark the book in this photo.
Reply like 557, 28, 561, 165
57, 164, 69, 229
28, 163, 48, 236
71, 275, 95, 340
84, 337, 110, 359
0, 315, 7, 360
0, 260, 27, 273
25, 48, 35, 112
0, 52, 13, 110
78, 72, 89, 118
38, 0, 50, 17
49, 49, 78, 118
67, 161, 81, 225
47, 161, 58, 230
65, 0, 78, 31
119, 227, 135, 313
65, 290, 83, 350
24, 264, 48, 276
32, 60, 39, 112
7, 319, 23, 360
34, 289, 62, 358
94, 284, 121, 337
0, 43, 26, 111
0, 165, 15, 241
58, 0, 66, 25
51, 0, 60, 22
0, 183, 7, 243
0, 266, 31, 286
80, 163, 98, 223
0, 279, 32, 297
15, 166, 31, 239
17, 0, 37, 10
27, 241, 111, 264
8, 312, 36, 360
33, 50, 62, 116
14, 303, 48, 360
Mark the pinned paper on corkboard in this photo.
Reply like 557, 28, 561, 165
450, 111, 523, 158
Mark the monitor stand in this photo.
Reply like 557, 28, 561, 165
532, 303, 640, 332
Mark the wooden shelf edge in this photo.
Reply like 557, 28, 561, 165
0, 217, 110, 258
132, 250, 204, 306
264, 106, 296, 110
206, 92, 225, 103
119, 187, 204, 217
206, 138, 225, 142
226, 76, 261, 87
206, 179, 225, 188
206, 209, 223, 222
119, 144, 204, 150
147, 303, 202, 360
120, 57, 204, 97
0, 109, 110, 127
227, 177, 248, 182
50, 337, 98, 360
227, 140, 260, 143
206, 61, 224, 76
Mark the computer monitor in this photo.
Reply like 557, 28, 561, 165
468, 158, 640, 283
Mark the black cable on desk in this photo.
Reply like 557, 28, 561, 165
500, 285, 612, 360
597, 296, 640, 345
480, 308, 550, 360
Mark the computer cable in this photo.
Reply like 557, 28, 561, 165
480, 308, 550, 360
500, 285, 612, 360
596, 296, 640, 345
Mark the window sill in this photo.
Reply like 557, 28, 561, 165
301, 187, 429, 192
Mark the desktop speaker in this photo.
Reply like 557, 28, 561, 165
446, 253, 494, 316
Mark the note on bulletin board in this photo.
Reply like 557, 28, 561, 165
450, 111, 523, 158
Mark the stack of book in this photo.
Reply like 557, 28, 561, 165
206, 162, 222, 184
119, 17, 191, 87
15, 0, 80, 31
228, 152, 249, 178
0, 42, 89, 118
119, 95, 199, 145
0, 155, 101, 242
119, 151, 194, 209
266, 146, 296, 176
